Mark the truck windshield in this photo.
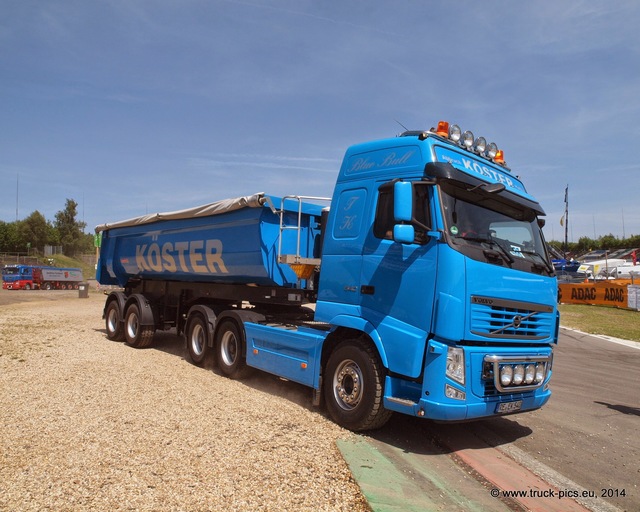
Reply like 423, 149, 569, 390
2, 267, 18, 276
439, 181, 553, 276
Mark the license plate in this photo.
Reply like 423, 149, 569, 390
496, 400, 522, 413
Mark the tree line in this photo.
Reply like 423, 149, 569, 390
548, 233, 640, 257
3, 199, 637, 261
0, 199, 93, 257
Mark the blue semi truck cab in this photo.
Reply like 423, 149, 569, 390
97, 120, 558, 431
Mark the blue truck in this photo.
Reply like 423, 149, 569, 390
96, 121, 559, 431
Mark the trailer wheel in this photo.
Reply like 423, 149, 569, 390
187, 315, 208, 365
43, 282, 51, 290
323, 340, 392, 431
216, 319, 251, 379
124, 303, 154, 348
105, 300, 125, 341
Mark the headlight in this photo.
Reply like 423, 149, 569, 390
446, 346, 465, 385
449, 124, 461, 142
474, 136, 487, 154
445, 384, 466, 400
535, 362, 546, 383
512, 364, 525, 385
524, 364, 536, 385
500, 365, 513, 387
461, 130, 474, 148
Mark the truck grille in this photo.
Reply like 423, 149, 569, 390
470, 296, 554, 340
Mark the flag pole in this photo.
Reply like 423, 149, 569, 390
563, 185, 569, 258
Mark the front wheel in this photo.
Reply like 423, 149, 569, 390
215, 319, 252, 379
323, 339, 392, 431
124, 303, 154, 348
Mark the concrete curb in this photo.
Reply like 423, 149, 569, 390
560, 326, 640, 350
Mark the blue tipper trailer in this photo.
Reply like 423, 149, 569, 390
96, 120, 559, 431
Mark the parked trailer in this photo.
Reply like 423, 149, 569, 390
97, 121, 559, 431
1, 265, 84, 290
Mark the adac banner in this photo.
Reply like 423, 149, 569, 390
559, 281, 639, 311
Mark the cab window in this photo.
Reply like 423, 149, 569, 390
373, 182, 431, 243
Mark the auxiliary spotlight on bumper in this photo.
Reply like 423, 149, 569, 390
484, 355, 551, 393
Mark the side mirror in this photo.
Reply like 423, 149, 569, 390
393, 181, 414, 244
393, 181, 413, 222
393, 224, 415, 244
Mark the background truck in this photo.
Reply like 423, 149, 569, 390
1, 265, 84, 290
96, 120, 559, 431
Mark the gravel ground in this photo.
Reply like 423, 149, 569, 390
0, 289, 369, 511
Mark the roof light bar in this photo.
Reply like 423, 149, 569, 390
433, 120, 508, 168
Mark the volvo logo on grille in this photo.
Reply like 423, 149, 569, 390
513, 315, 523, 329
472, 297, 494, 305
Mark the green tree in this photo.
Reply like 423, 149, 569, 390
80, 231, 95, 254
0, 221, 20, 253
628, 234, 640, 248
575, 236, 597, 255
599, 233, 620, 252
20, 211, 51, 254
47, 222, 61, 247
54, 199, 87, 257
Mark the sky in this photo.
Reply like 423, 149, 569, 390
1, 1, 639, 243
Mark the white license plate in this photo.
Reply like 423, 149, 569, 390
496, 400, 523, 413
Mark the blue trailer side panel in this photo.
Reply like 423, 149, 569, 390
97, 195, 323, 288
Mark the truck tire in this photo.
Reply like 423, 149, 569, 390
24, 284, 31, 290
187, 314, 208, 365
43, 282, 51, 290
105, 300, 125, 341
215, 319, 252, 379
124, 303, 154, 348
323, 339, 392, 431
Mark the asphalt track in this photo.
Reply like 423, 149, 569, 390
338, 329, 638, 512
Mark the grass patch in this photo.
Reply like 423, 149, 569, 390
48, 254, 96, 280
559, 304, 640, 342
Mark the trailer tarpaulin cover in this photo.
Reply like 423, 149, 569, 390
95, 193, 266, 233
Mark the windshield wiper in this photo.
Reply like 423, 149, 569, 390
522, 249, 555, 275
458, 234, 515, 264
